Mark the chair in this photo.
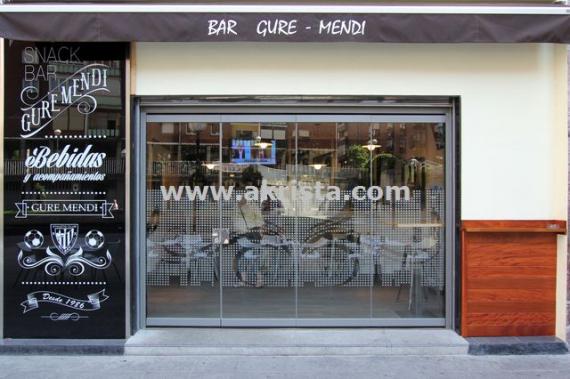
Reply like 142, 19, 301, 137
299, 213, 361, 287
147, 238, 188, 286
179, 235, 217, 287
395, 236, 439, 312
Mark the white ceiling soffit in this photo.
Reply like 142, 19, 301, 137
0, 4, 569, 15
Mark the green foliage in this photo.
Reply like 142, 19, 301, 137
345, 145, 369, 169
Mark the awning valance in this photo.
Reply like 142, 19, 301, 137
1, 5, 570, 43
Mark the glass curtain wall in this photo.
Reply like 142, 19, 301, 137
145, 115, 446, 325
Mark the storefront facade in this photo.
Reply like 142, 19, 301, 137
0, 2, 568, 344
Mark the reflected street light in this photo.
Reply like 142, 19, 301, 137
363, 139, 381, 152
254, 135, 272, 150
310, 163, 325, 170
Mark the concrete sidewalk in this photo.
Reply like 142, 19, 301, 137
1, 354, 570, 379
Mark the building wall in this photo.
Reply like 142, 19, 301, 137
134, 42, 568, 337
135, 43, 567, 221
567, 46, 570, 341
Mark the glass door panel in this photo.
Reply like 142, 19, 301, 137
220, 122, 297, 319
296, 122, 373, 319
369, 122, 446, 319
146, 121, 221, 321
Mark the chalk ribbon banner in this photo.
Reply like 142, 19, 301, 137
15, 200, 114, 219
21, 290, 109, 313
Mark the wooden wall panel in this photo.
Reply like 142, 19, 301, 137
461, 220, 565, 337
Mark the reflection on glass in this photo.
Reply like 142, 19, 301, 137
221, 122, 296, 318
145, 119, 446, 322
146, 122, 220, 319
296, 123, 372, 318
369, 123, 445, 318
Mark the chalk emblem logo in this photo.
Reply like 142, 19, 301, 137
17, 225, 112, 276
51, 224, 78, 255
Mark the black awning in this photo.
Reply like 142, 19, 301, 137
1, 11, 570, 43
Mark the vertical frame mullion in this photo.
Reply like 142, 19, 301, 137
136, 106, 147, 330
294, 119, 299, 322
218, 119, 223, 327
445, 107, 456, 330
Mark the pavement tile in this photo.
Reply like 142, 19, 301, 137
0, 354, 570, 379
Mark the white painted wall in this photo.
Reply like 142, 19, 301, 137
135, 42, 567, 221
135, 42, 568, 338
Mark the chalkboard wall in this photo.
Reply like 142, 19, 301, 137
3, 42, 127, 339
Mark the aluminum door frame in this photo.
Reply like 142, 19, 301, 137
135, 108, 455, 329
